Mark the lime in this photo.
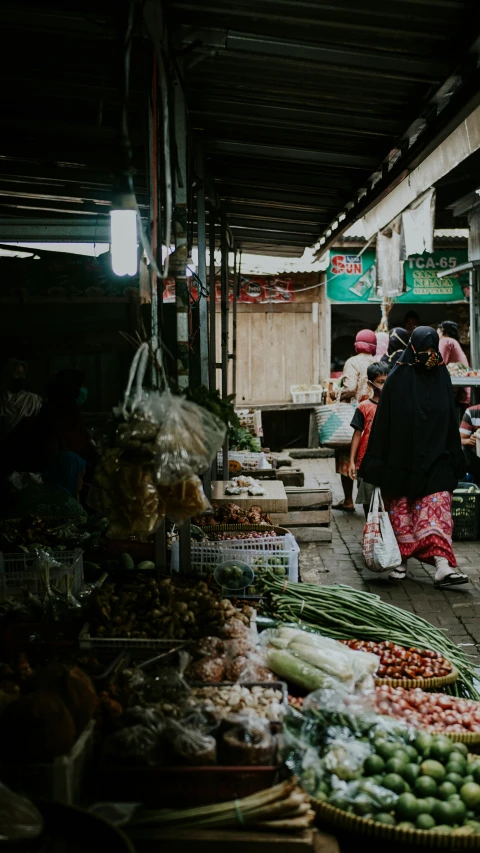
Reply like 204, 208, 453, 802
463, 775, 475, 785
397, 821, 416, 830
438, 782, 458, 801
430, 736, 455, 763
432, 801, 457, 826
316, 791, 328, 803
415, 776, 438, 797
376, 741, 402, 761
460, 782, 480, 809
420, 760, 446, 783
445, 772, 464, 789
448, 754, 467, 771
375, 813, 396, 826
473, 766, 480, 786
329, 792, 350, 811
402, 763, 421, 786
392, 749, 411, 766
386, 757, 410, 775
416, 798, 434, 815
405, 745, 420, 762
452, 743, 469, 757
449, 798, 467, 824
415, 732, 433, 756
383, 774, 407, 794
395, 793, 420, 821
364, 755, 385, 776
416, 813, 436, 830
354, 794, 373, 816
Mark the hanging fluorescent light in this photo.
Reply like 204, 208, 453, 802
110, 173, 138, 276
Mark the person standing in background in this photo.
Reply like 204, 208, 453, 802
459, 403, 480, 485
380, 328, 410, 370
332, 329, 377, 513
403, 310, 420, 335
438, 320, 470, 415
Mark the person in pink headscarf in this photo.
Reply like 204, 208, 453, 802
332, 330, 377, 512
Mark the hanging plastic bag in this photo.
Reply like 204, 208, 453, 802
362, 487, 402, 572
89, 342, 225, 537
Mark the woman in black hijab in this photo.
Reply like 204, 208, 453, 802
380, 327, 410, 370
360, 326, 467, 589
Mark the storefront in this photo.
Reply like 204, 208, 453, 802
327, 245, 470, 369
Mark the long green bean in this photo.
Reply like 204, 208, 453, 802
259, 573, 479, 700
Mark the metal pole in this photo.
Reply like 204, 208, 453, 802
173, 69, 189, 393
208, 209, 217, 391
196, 141, 209, 388
151, 50, 167, 570
173, 63, 190, 570
220, 208, 229, 479
232, 248, 238, 399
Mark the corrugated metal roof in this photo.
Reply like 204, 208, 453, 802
166, 0, 480, 253
0, 1, 478, 255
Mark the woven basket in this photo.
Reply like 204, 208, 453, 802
375, 668, 459, 690
315, 799, 480, 849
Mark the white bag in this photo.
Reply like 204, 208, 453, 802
362, 487, 402, 573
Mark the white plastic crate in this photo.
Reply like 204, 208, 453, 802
0, 720, 95, 805
0, 549, 84, 599
290, 384, 324, 404
216, 450, 264, 472
171, 532, 299, 583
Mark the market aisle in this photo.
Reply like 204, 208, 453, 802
296, 456, 480, 666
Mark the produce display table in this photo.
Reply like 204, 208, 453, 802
212, 480, 288, 512
451, 377, 480, 386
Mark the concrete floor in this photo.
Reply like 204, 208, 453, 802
295, 457, 480, 666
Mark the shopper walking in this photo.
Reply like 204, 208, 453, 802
380, 327, 410, 370
349, 362, 388, 517
332, 329, 377, 513
360, 327, 468, 588
438, 320, 470, 413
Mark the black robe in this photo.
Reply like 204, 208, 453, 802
360, 327, 465, 498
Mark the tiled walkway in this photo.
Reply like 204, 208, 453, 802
296, 457, 480, 664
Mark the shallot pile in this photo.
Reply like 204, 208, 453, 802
343, 639, 453, 680
375, 684, 480, 734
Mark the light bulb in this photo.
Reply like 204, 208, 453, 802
110, 209, 138, 276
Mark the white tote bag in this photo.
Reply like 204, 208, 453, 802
362, 487, 402, 573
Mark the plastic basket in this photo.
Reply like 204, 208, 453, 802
452, 481, 480, 541
0, 548, 84, 598
170, 533, 299, 590
216, 451, 264, 472
290, 384, 323, 404
0, 720, 95, 805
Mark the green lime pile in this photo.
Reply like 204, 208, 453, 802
254, 556, 288, 577
325, 732, 480, 834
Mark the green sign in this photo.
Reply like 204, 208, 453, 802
327, 249, 468, 303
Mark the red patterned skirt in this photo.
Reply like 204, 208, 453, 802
384, 491, 456, 568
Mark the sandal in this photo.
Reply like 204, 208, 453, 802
389, 569, 407, 583
332, 502, 355, 513
434, 572, 469, 589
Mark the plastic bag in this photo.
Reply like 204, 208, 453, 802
362, 487, 402, 572
220, 713, 274, 766
0, 784, 44, 841
102, 724, 164, 767
89, 343, 224, 537
165, 718, 217, 765
261, 626, 378, 693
